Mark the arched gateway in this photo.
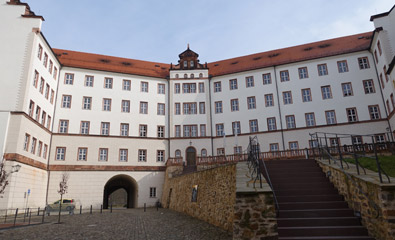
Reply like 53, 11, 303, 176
103, 175, 138, 209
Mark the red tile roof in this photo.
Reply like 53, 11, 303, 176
53, 49, 170, 79
207, 32, 373, 77
54, 32, 373, 79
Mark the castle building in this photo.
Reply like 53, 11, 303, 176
0, 0, 394, 209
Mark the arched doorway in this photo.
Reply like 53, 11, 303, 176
186, 147, 196, 166
103, 175, 137, 209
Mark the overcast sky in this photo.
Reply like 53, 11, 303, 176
27, 0, 394, 64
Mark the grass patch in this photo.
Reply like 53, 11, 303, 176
344, 155, 395, 178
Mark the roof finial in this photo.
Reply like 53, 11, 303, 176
187, 43, 190, 49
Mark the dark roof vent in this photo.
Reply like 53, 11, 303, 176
253, 57, 262, 60
231, 61, 239, 65
155, 64, 160, 67
318, 43, 331, 48
99, 59, 110, 63
62, 52, 68, 55
303, 47, 313, 51
214, 64, 219, 66
358, 36, 365, 39
121, 62, 131, 66
161, 67, 166, 70
268, 53, 280, 58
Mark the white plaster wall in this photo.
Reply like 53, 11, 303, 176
0, 112, 10, 159
47, 171, 164, 208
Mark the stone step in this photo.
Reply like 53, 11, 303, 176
279, 201, 349, 210
277, 217, 362, 227
278, 236, 375, 240
278, 226, 369, 237
279, 209, 355, 218
275, 188, 338, 196
277, 195, 343, 203
271, 182, 335, 190
264, 166, 323, 173
268, 176, 329, 184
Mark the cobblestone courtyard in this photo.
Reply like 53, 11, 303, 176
0, 208, 232, 240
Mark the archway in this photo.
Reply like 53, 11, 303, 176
103, 175, 137, 209
186, 147, 196, 166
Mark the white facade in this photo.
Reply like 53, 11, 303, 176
0, 1, 394, 210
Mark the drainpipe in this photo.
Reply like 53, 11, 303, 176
208, 75, 214, 156
273, 66, 286, 150
166, 76, 171, 160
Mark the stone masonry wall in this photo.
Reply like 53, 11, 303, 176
318, 161, 395, 240
161, 164, 237, 232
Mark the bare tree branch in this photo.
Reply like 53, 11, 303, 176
0, 161, 10, 197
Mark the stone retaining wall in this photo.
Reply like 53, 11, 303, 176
318, 160, 395, 240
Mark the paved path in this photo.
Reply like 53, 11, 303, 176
0, 208, 232, 240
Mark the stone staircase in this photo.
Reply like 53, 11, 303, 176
263, 159, 375, 240
182, 165, 197, 174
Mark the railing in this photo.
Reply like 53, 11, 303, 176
166, 157, 183, 166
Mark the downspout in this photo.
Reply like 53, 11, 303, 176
273, 66, 286, 150
372, 53, 394, 141
208, 75, 214, 156
166, 76, 171, 161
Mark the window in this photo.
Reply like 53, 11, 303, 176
190, 61, 194, 68
199, 73, 203, 78
47, 116, 51, 129
140, 102, 148, 114
120, 100, 130, 113
119, 149, 128, 162
80, 121, 90, 134
175, 103, 181, 115
301, 89, 312, 102
265, 94, 274, 107
50, 90, 54, 104
120, 123, 129, 136
363, 80, 375, 94
232, 121, 241, 135
122, 79, 131, 91
346, 108, 358, 122
230, 99, 239, 112
82, 97, 92, 110
305, 113, 315, 127
234, 146, 242, 154
374, 50, 379, 63
380, 74, 385, 89
183, 61, 188, 68
139, 125, 147, 137
358, 57, 370, 69
298, 67, 308, 79
157, 126, 165, 138
183, 103, 197, 115
53, 67, 58, 80
200, 124, 206, 137
215, 101, 223, 113
267, 117, 277, 131
247, 96, 256, 109
33, 70, 39, 87
229, 79, 238, 90
249, 119, 258, 133
321, 86, 332, 99
270, 143, 279, 152
157, 150, 165, 162
35, 106, 41, 121
391, 94, 395, 110
199, 102, 205, 114
217, 148, 225, 156
141, 82, 149, 92
104, 78, 113, 89
216, 124, 224, 136
23, 134, 30, 151
175, 150, 181, 157
28, 101, 35, 118
41, 111, 46, 126
39, 78, 44, 94
246, 76, 254, 87
103, 98, 112, 111
59, 120, 69, 133
263, 73, 271, 85
184, 125, 198, 137
375, 134, 385, 143
280, 70, 289, 82
99, 148, 108, 161
337, 60, 348, 73
342, 83, 353, 97
37, 44, 43, 59
175, 83, 180, 94
384, 66, 389, 82
43, 144, 48, 159
289, 142, 299, 150
45, 84, 50, 99
183, 83, 197, 93
150, 187, 157, 198
325, 110, 336, 125
377, 40, 382, 55
158, 84, 165, 94
309, 140, 318, 148
387, 99, 391, 114
65, 73, 74, 85
56, 147, 66, 160
43, 53, 48, 67
330, 138, 340, 147
85, 75, 94, 87
283, 91, 292, 104
199, 82, 205, 93
78, 148, 88, 161
62, 95, 72, 108
201, 149, 207, 157
175, 125, 181, 137
368, 105, 380, 120
48, 60, 52, 73
285, 115, 296, 129
317, 64, 328, 76
157, 103, 165, 115
214, 82, 221, 92
101, 122, 110, 135
138, 149, 147, 162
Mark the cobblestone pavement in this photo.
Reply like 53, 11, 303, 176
0, 208, 232, 240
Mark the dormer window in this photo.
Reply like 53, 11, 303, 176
190, 61, 194, 67
199, 73, 203, 78
175, 74, 179, 78
184, 74, 188, 79
183, 61, 187, 68
190, 74, 194, 79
